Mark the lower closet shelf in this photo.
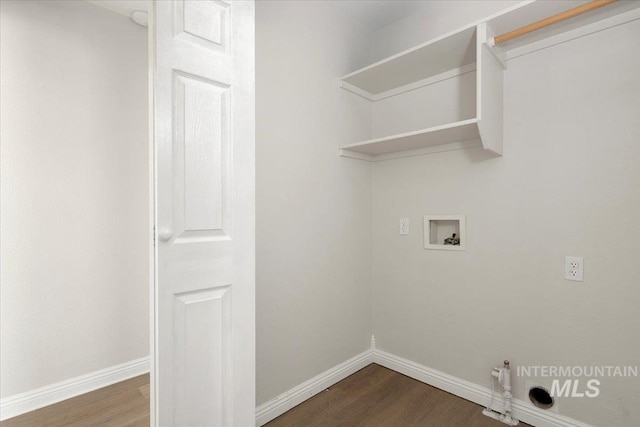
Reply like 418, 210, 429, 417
338, 118, 482, 161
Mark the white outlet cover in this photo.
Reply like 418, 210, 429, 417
399, 218, 409, 235
565, 256, 584, 282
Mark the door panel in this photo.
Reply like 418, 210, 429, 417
174, 72, 231, 241
174, 286, 231, 426
152, 1, 255, 425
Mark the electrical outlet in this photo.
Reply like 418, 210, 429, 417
565, 256, 584, 282
399, 218, 409, 235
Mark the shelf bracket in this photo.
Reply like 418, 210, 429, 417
476, 23, 505, 156
338, 149, 374, 162
339, 80, 376, 101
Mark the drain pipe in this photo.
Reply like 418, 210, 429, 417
483, 360, 519, 426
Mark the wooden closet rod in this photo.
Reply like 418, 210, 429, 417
492, 0, 618, 45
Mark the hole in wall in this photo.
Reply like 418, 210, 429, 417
529, 386, 554, 409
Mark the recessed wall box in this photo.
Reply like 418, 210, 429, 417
424, 215, 466, 251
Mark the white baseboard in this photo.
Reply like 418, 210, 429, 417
255, 345, 592, 427
373, 349, 592, 427
255, 350, 373, 426
9, 350, 589, 426
0, 356, 150, 421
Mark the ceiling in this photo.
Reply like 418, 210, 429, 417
332, 0, 431, 32
87, 0, 427, 32
87, 0, 149, 18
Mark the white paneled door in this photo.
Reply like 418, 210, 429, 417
151, 1, 255, 426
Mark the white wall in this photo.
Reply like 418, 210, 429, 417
256, 1, 373, 406
372, 14, 640, 427
372, 71, 476, 138
0, 1, 149, 398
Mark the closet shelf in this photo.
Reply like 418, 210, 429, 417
339, 119, 481, 161
339, 0, 640, 161
339, 21, 501, 161
340, 26, 477, 98
341, 1, 640, 99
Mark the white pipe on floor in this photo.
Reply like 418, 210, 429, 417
483, 360, 519, 426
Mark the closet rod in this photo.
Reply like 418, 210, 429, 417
492, 0, 617, 46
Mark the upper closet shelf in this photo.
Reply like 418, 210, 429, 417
340, 0, 640, 99
340, 26, 477, 99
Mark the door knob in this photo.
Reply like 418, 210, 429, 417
158, 229, 173, 242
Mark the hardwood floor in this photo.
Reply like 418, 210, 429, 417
266, 364, 532, 427
3, 365, 531, 426
1, 374, 149, 427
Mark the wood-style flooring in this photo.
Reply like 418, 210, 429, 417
2, 365, 531, 427
266, 364, 532, 427
1, 374, 149, 427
